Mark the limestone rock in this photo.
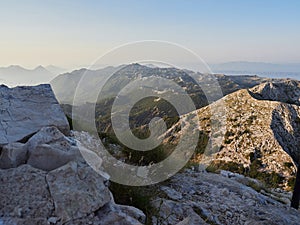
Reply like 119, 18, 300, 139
0, 160, 144, 225
0, 217, 48, 225
46, 161, 111, 223
95, 202, 145, 225
26, 126, 80, 171
151, 169, 300, 225
160, 186, 183, 200
249, 79, 300, 105
0, 142, 26, 168
0, 84, 69, 146
165, 87, 300, 188
108, 192, 146, 224
0, 165, 53, 220
151, 198, 208, 225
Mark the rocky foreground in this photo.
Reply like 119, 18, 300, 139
151, 169, 300, 224
0, 84, 300, 225
0, 85, 145, 225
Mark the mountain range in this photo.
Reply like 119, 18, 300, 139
50, 64, 300, 190
1, 64, 300, 223
0, 65, 66, 87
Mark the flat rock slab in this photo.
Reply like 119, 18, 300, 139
0, 164, 53, 219
152, 170, 300, 225
0, 84, 69, 145
46, 161, 111, 223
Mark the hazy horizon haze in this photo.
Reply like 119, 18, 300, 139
1, 0, 300, 69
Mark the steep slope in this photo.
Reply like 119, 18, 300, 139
73, 130, 300, 225
249, 79, 300, 105
50, 66, 122, 104
164, 82, 300, 189
56, 64, 277, 138
249, 79, 300, 166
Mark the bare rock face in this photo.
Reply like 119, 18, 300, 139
151, 169, 300, 225
165, 87, 300, 189
26, 126, 80, 171
0, 126, 80, 171
0, 142, 26, 168
0, 84, 70, 145
0, 127, 145, 224
0, 84, 145, 225
0, 165, 53, 223
0, 160, 145, 225
271, 104, 300, 165
249, 79, 300, 105
46, 161, 111, 223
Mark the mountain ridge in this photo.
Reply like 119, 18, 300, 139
0, 65, 58, 87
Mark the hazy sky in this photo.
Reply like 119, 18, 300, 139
1, 0, 300, 69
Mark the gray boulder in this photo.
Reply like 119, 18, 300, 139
0, 84, 69, 146
0, 126, 80, 171
46, 161, 111, 223
0, 142, 26, 168
26, 126, 80, 171
0, 161, 145, 225
0, 165, 53, 220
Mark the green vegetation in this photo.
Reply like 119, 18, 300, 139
66, 115, 73, 130
224, 130, 235, 144
206, 161, 245, 174
194, 131, 209, 154
205, 159, 285, 188
109, 182, 168, 225
248, 158, 284, 188
246, 115, 257, 125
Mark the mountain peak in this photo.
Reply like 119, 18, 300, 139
33, 65, 47, 71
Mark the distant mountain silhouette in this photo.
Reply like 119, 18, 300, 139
0, 65, 61, 87
45, 65, 67, 75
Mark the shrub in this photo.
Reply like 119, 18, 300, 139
109, 182, 164, 225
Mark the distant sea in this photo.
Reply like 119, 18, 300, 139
215, 71, 300, 81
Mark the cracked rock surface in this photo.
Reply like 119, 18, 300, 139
0, 84, 70, 145
151, 169, 300, 225
0, 85, 145, 225
0, 160, 145, 225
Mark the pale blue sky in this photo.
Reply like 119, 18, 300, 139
0, 0, 300, 68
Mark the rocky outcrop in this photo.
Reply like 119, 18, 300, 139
271, 104, 300, 165
0, 165, 52, 225
2, 81, 300, 224
249, 79, 300, 105
151, 169, 300, 225
0, 126, 80, 171
0, 128, 146, 225
26, 126, 80, 171
164, 84, 300, 189
0, 142, 26, 168
0, 84, 145, 225
248, 80, 300, 164
0, 161, 145, 225
0, 84, 70, 145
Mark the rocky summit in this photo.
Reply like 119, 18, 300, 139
0, 85, 145, 225
1, 83, 300, 225
163, 79, 300, 190
0, 84, 69, 145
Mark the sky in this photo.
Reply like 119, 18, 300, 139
0, 0, 300, 69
